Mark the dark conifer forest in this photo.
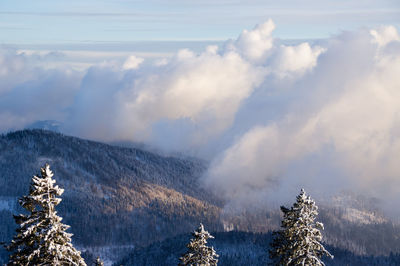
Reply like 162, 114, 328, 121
1, 130, 400, 265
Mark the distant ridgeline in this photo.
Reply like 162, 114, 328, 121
26, 120, 63, 132
0, 129, 400, 264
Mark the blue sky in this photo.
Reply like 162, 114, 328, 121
1, 0, 399, 46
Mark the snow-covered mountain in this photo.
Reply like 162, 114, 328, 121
0, 129, 221, 264
0, 129, 399, 264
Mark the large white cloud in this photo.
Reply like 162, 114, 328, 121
269, 43, 326, 78
0, 49, 81, 131
204, 25, 400, 212
370, 25, 400, 47
228, 19, 275, 64
1, 21, 400, 214
64, 46, 266, 146
122, 48, 266, 143
0, 49, 34, 95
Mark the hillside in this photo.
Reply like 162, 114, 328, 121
1, 129, 400, 265
0, 129, 222, 263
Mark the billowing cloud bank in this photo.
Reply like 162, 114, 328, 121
205, 24, 400, 211
1, 20, 400, 213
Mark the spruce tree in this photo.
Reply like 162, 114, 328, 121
179, 223, 219, 266
94, 257, 104, 266
6, 164, 86, 265
270, 189, 333, 266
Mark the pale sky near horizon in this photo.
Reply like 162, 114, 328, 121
1, 0, 399, 48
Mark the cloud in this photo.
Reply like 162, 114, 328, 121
370, 25, 400, 47
0, 48, 30, 95
269, 42, 326, 78
0, 48, 81, 131
65, 45, 265, 146
227, 19, 275, 64
122, 55, 144, 70
204, 25, 400, 213
127, 48, 265, 143
1, 21, 400, 215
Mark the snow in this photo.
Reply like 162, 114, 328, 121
79, 245, 135, 266
180, 223, 219, 265
271, 189, 333, 266
343, 207, 386, 225
223, 222, 234, 232
330, 194, 387, 225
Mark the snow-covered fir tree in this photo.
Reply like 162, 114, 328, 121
179, 223, 219, 266
270, 189, 333, 266
94, 257, 104, 266
6, 164, 86, 266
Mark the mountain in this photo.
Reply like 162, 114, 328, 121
0, 129, 222, 264
0, 129, 400, 264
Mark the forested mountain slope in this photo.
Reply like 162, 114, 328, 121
0, 129, 222, 263
1, 129, 400, 265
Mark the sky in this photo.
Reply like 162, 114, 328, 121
1, 0, 398, 68
1, 0, 399, 43
1, 1, 400, 216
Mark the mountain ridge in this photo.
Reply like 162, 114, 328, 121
1, 129, 400, 264
0, 129, 222, 264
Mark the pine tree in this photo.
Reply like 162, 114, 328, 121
6, 164, 86, 265
94, 257, 104, 266
179, 223, 219, 266
270, 189, 333, 266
